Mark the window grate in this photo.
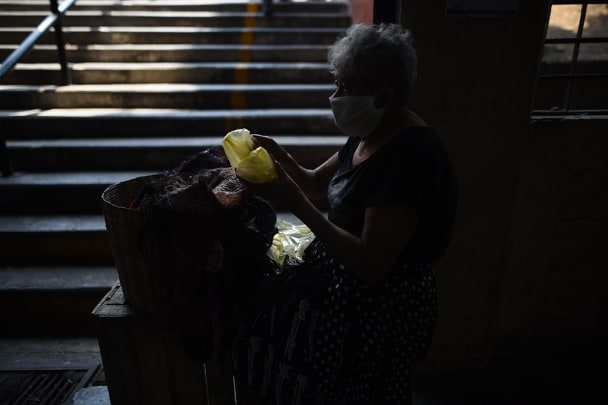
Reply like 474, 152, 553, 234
532, 1, 608, 117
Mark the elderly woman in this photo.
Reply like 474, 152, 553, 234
233, 23, 458, 404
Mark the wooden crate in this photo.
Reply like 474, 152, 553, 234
92, 282, 235, 405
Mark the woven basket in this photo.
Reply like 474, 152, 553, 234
101, 174, 164, 312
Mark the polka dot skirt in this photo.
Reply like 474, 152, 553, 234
232, 239, 437, 405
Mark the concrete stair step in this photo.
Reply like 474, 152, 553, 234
0, 43, 331, 63
1, 136, 342, 196
0, 0, 349, 13
0, 83, 334, 108
5, 135, 344, 171
0, 26, 345, 45
0, 266, 117, 292
0, 266, 118, 336
1, 62, 332, 84
0, 108, 338, 137
0, 214, 112, 266
0, 171, 152, 214
1, 10, 351, 28
0, 0, 347, 337
0, 134, 343, 211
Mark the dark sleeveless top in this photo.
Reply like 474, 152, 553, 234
328, 126, 458, 264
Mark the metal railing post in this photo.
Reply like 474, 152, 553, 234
1, 138, 14, 177
50, 0, 71, 85
0, 0, 77, 176
373, 0, 401, 24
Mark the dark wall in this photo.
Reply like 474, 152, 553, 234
400, 0, 608, 371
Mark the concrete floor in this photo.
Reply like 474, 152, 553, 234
0, 337, 102, 371
71, 386, 110, 404
0, 337, 106, 404
1, 337, 606, 404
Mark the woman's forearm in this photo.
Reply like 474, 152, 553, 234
290, 195, 384, 284
272, 149, 320, 198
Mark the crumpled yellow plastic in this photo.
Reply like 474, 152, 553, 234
222, 128, 278, 184
267, 219, 316, 267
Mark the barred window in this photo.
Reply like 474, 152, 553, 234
532, 1, 608, 117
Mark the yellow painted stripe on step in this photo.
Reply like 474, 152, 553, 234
227, 3, 258, 132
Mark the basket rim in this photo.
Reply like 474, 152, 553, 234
101, 173, 165, 207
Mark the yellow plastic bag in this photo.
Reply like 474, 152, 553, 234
267, 220, 316, 267
222, 128, 278, 184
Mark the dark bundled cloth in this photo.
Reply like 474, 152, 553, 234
131, 148, 279, 362
232, 240, 437, 405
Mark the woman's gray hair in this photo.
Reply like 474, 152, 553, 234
328, 23, 417, 106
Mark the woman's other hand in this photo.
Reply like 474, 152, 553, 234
238, 157, 305, 211
251, 133, 340, 201
252, 134, 284, 158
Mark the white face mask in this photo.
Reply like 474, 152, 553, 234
329, 95, 385, 138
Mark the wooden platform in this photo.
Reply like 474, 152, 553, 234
92, 283, 235, 405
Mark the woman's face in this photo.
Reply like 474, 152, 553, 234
332, 74, 395, 110
331, 75, 378, 98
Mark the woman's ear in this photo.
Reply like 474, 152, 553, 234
374, 87, 395, 108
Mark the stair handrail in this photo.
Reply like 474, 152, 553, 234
1, 0, 77, 176
0, 0, 76, 85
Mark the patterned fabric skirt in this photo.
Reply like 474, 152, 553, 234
232, 239, 438, 405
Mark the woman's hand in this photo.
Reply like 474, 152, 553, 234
252, 134, 287, 161
238, 156, 305, 211
251, 134, 340, 201
252, 133, 278, 150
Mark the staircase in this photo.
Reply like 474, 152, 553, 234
0, 0, 350, 336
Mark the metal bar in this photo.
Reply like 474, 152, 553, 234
373, 0, 401, 24
532, 108, 608, 115
0, 0, 77, 81
532, 1, 607, 119
50, 0, 71, 85
539, 73, 608, 79
1, 138, 14, 177
0, 14, 59, 79
563, 3, 587, 111
11, 373, 40, 403
551, 0, 606, 4
0, 0, 77, 176
58, 0, 78, 14
545, 37, 608, 44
